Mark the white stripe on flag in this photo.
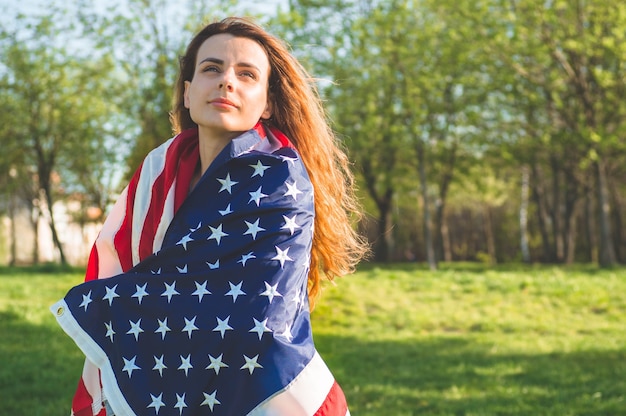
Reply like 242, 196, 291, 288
131, 138, 173, 265
51, 300, 137, 416
152, 178, 177, 254
95, 186, 128, 278
248, 351, 335, 416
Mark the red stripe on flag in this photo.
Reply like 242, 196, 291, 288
71, 378, 96, 416
139, 129, 198, 260
173, 132, 200, 211
314, 381, 349, 416
114, 160, 144, 271
84, 245, 99, 282
267, 125, 295, 149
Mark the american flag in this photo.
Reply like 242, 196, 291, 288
51, 125, 350, 416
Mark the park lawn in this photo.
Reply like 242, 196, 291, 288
0, 264, 625, 415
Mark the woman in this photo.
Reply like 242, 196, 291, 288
52, 17, 366, 416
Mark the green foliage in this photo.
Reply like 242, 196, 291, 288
1, 264, 625, 415
1, 0, 625, 265
278, 0, 626, 264
313, 263, 626, 414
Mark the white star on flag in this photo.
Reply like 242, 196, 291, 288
105, 321, 115, 342
161, 282, 180, 303
248, 186, 268, 206
122, 356, 140, 377
271, 246, 293, 268
260, 281, 283, 304
152, 355, 167, 377
176, 264, 188, 273
278, 323, 294, 342
155, 318, 170, 340
177, 233, 194, 250
174, 393, 188, 415
178, 354, 193, 376
207, 260, 220, 269
284, 180, 303, 200
79, 290, 92, 311
249, 160, 271, 177
225, 281, 246, 302
240, 354, 263, 374
206, 354, 228, 375
281, 214, 300, 235
218, 203, 233, 216
217, 173, 238, 194
213, 316, 233, 338
249, 317, 272, 340
291, 288, 303, 310
208, 224, 228, 245
132, 283, 149, 304
243, 218, 265, 240
300, 253, 311, 269
280, 154, 298, 165
182, 316, 199, 338
147, 393, 165, 413
238, 252, 256, 266
201, 390, 221, 411
192, 281, 211, 302
127, 319, 144, 341
102, 285, 120, 306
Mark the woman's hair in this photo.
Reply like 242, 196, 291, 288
171, 17, 368, 308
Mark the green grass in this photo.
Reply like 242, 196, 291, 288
1, 263, 625, 415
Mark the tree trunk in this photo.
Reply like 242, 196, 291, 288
584, 187, 598, 263
595, 158, 616, 267
483, 204, 497, 265
373, 190, 394, 262
31, 205, 40, 265
531, 163, 554, 262
433, 144, 456, 263
607, 175, 623, 263
441, 216, 452, 262
360, 156, 395, 263
550, 155, 564, 262
564, 205, 578, 264
8, 193, 17, 267
562, 177, 579, 264
520, 165, 531, 263
417, 141, 437, 270
42, 186, 67, 265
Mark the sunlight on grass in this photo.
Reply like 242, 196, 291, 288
312, 263, 626, 415
1, 263, 625, 415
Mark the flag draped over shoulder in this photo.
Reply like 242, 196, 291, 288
51, 124, 349, 416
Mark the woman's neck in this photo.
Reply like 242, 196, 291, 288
197, 128, 237, 175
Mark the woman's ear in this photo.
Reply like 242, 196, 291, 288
183, 81, 191, 109
261, 94, 273, 120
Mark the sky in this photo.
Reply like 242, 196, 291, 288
0, 0, 287, 21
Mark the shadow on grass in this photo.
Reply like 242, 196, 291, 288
357, 261, 620, 277
0, 310, 84, 416
315, 333, 626, 416
0, 263, 85, 275
3, 306, 624, 416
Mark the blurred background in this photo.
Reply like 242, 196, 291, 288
1, 0, 625, 269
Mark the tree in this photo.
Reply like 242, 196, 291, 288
76, 0, 244, 179
0, 11, 124, 264
485, 0, 626, 266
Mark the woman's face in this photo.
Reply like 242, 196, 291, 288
184, 34, 272, 140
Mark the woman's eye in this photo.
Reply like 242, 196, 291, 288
202, 65, 219, 73
240, 71, 256, 79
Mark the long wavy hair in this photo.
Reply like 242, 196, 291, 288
171, 17, 368, 308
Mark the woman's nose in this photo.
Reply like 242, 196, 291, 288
218, 69, 235, 91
